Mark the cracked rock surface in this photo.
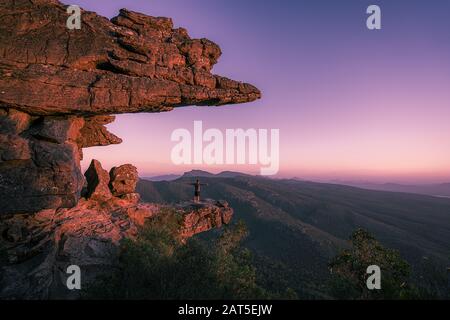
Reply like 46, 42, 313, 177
0, 193, 233, 299
0, 0, 243, 300
0, 0, 260, 116
0, 0, 260, 215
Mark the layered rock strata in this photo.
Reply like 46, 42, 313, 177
0, 160, 233, 299
0, 0, 260, 215
0, 0, 253, 299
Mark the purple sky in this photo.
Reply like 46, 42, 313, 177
64, 0, 450, 183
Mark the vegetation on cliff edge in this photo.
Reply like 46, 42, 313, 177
85, 208, 296, 299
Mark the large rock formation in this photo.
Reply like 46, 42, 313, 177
0, 111, 85, 214
179, 200, 233, 239
84, 159, 113, 202
109, 164, 139, 197
0, 186, 233, 299
0, 0, 260, 116
0, 0, 256, 299
0, 0, 260, 215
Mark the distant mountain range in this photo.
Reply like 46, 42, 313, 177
326, 180, 450, 198
143, 170, 250, 181
143, 172, 450, 198
142, 174, 181, 182
137, 170, 450, 298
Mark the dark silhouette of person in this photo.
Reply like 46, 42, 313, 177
190, 179, 208, 203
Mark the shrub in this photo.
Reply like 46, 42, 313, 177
84, 211, 273, 299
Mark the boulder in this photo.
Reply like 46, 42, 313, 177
178, 200, 234, 239
84, 159, 112, 202
109, 164, 139, 196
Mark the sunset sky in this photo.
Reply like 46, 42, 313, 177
66, 0, 450, 183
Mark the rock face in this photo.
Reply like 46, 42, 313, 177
0, 197, 156, 299
109, 164, 139, 196
0, 0, 260, 216
0, 159, 233, 299
0, 194, 233, 299
0, 0, 251, 299
179, 200, 233, 239
84, 159, 113, 202
0, 111, 85, 214
0, 0, 260, 116
78, 116, 122, 148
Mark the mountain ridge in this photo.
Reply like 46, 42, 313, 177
136, 171, 450, 297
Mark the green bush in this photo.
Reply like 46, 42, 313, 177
84, 211, 277, 299
328, 228, 429, 299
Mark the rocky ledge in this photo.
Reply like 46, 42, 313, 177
0, 0, 253, 299
0, 160, 233, 299
0, 0, 260, 116
0, 0, 260, 215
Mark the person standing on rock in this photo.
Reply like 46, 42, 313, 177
190, 179, 208, 203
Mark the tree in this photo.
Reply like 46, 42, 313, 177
84, 210, 275, 299
328, 228, 418, 299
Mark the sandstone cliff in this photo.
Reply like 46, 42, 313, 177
0, 0, 260, 214
0, 0, 258, 299
0, 1, 260, 116
0, 160, 233, 299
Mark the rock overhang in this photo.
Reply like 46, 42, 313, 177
0, 1, 261, 116
0, 0, 261, 215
